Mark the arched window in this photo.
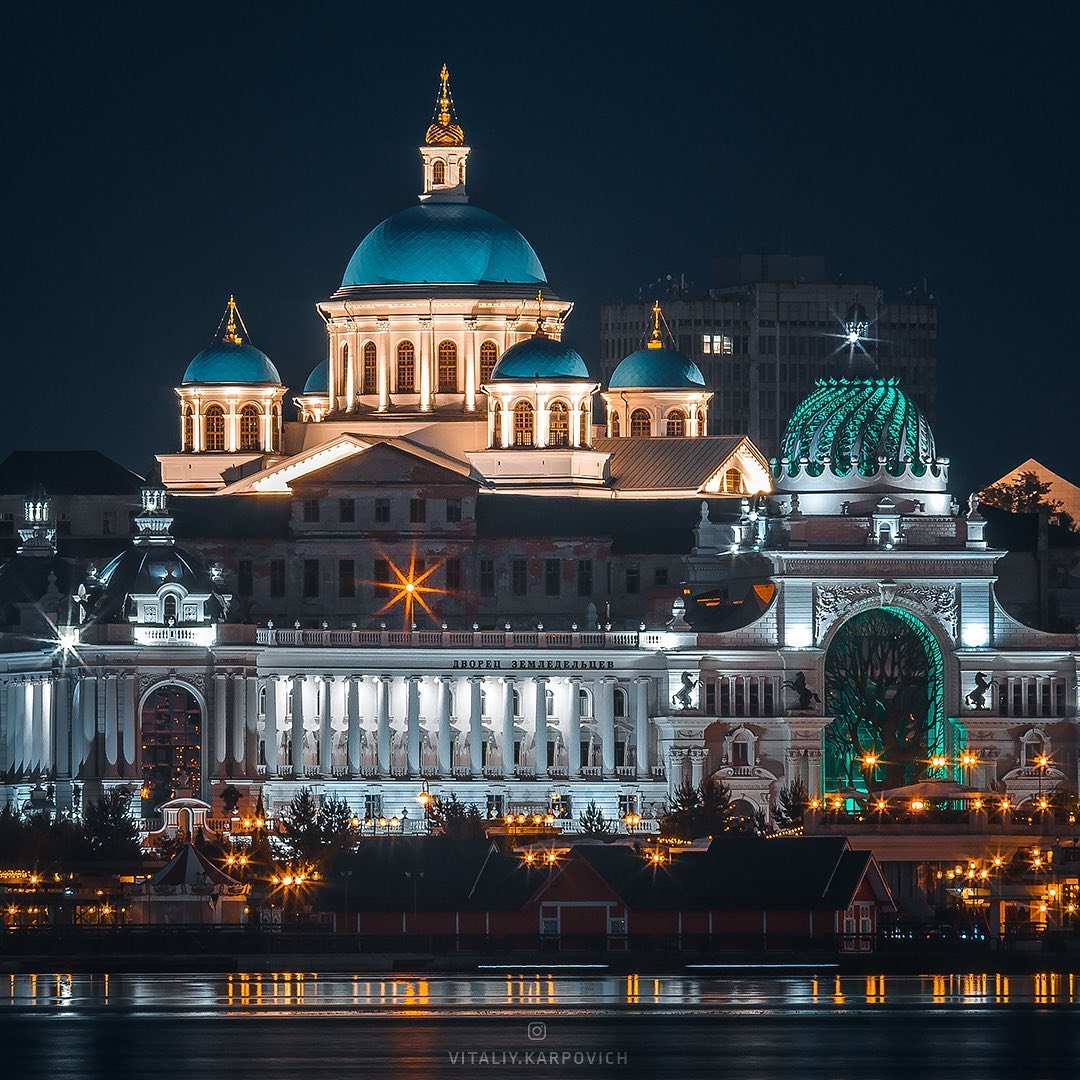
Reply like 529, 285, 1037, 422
338, 342, 349, 398
432, 159, 446, 185
362, 341, 378, 394
271, 406, 280, 451
491, 401, 503, 448
204, 405, 225, 451
239, 404, 260, 451
162, 594, 177, 623
613, 686, 628, 719
182, 406, 193, 451
724, 467, 744, 494
578, 687, 593, 717
548, 400, 569, 447
396, 340, 416, 392
630, 409, 651, 437
479, 340, 499, 382
610, 411, 620, 438
513, 401, 534, 447
437, 340, 457, 392
546, 688, 556, 717
665, 409, 686, 437
696, 408, 705, 433
580, 405, 590, 446
512, 689, 522, 716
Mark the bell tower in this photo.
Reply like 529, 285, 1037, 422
419, 65, 470, 203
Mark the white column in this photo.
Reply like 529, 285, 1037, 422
30, 678, 44, 773
3, 680, 16, 774
244, 676, 259, 773
668, 747, 687, 796
120, 673, 135, 776
232, 675, 247, 769
290, 675, 305, 774
437, 677, 453, 775
104, 674, 119, 776
501, 676, 516, 774
634, 676, 651, 778
347, 676, 362, 777
568, 677, 582, 776
319, 675, 333, 776
533, 677, 547, 776
468, 677, 484, 777
54, 675, 71, 779
807, 749, 823, 798
79, 675, 97, 777
418, 319, 432, 411
213, 673, 228, 779
689, 747, 706, 788
464, 321, 477, 411
599, 677, 616, 776
377, 675, 392, 775
406, 676, 421, 775
377, 320, 390, 411
263, 677, 280, 774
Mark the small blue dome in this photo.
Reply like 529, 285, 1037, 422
609, 347, 706, 390
182, 341, 281, 386
303, 359, 328, 394
342, 203, 547, 287
489, 336, 591, 382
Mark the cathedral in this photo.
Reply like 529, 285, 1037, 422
0, 68, 1075, 834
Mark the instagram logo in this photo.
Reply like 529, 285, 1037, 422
527, 1022, 547, 1041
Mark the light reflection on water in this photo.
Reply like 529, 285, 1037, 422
2, 971, 1076, 1015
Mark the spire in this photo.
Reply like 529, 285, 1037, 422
647, 299, 664, 350
425, 64, 465, 147
222, 295, 246, 346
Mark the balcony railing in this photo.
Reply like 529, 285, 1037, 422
255, 627, 640, 649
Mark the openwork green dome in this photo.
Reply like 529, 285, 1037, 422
778, 377, 936, 477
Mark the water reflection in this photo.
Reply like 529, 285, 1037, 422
0, 972, 1075, 1015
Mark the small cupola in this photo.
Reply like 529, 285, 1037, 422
419, 65, 470, 203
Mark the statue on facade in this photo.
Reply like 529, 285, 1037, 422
783, 672, 821, 711
964, 672, 994, 710
671, 672, 698, 710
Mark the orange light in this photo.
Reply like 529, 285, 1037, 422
371, 551, 446, 627
861, 753, 879, 769
910, 799, 926, 812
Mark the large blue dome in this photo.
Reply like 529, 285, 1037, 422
342, 203, 547, 287
489, 336, 591, 382
303, 359, 328, 394
182, 341, 281, 386
609, 347, 706, 390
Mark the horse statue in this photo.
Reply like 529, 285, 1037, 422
671, 672, 698, 710
782, 672, 821, 711
964, 672, 994, 710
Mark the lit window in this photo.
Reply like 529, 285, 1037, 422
702, 334, 733, 355
513, 401, 534, 447
204, 405, 225, 451
437, 340, 457, 392
362, 341, 377, 394
432, 159, 446, 185
396, 341, 416, 392
548, 400, 569, 447
479, 341, 498, 382
665, 409, 686, 437
630, 409, 651, 437
239, 404, 260, 451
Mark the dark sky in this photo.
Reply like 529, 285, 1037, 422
5, 2, 1077, 496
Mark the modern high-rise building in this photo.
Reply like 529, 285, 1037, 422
600, 254, 937, 455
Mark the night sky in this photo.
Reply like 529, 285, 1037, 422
6, 2, 1077, 497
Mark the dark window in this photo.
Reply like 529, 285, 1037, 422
511, 558, 528, 596
374, 559, 390, 584
480, 559, 495, 596
613, 687, 627, 718
57, 514, 71, 537
303, 559, 320, 598
339, 498, 355, 523
654, 567, 669, 586
102, 510, 117, 536
269, 560, 286, 598
374, 498, 391, 523
704, 681, 716, 715
446, 498, 462, 523
577, 559, 593, 597
237, 560, 253, 597
0, 514, 13, 537
338, 559, 355, 598
409, 498, 426, 524
302, 499, 320, 523
445, 558, 462, 591
626, 565, 640, 594
544, 559, 560, 596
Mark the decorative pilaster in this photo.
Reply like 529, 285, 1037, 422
103, 674, 119, 778
437, 677, 453, 776
501, 676, 516, 774
376, 676, 392, 776
263, 677, 280, 774
347, 676, 363, 778
689, 747, 707, 788
290, 675, 305, 775
213, 674, 228, 779
599, 677, 616, 777
120, 673, 136, 776
232, 675, 247, 772
406, 676, 422, 776
418, 318, 433, 411
633, 676, 651, 777
533, 677, 548, 776
319, 675, 334, 776
468, 677, 484, 777
54, 674, 71, 779
568, 678, 582, 776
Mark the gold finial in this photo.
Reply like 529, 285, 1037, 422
647, 299, 664, 350
222, 295, 248, 346
534, 290, 548, 337
425, 64, 465, 146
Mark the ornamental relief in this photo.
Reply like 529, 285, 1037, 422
786, 558, 994, 577
814, 582, 957, 640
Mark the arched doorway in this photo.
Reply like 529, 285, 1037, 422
824, 607, 947, 793
141, 685, 202, 810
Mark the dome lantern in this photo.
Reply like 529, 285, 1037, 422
420, 65, 470, 204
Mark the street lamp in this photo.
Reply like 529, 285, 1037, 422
624, 811, 642, 832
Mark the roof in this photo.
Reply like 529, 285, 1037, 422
182, 341, 281, 386
150, 844, 241, 888
489, 336, 592, 382
609, 347, 706, 390
0, 451, 144, 496
592, 435, 749, 492
303, 359, 328, 395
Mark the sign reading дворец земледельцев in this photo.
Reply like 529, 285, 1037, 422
450, 658, 617, 670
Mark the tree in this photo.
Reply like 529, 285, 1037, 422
278, 787, 323, 861
82, 787, 141, 860
428, 794, 486, 841
659, 778, 735, 840
319, 795, 358, 858
981, 471, 1075, 531
774, 780, 809, 828
577, 800, 614, 837
825, 609, 935, 790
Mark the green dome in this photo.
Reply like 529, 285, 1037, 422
609, 346, 705, 390
779, 377, 936, 477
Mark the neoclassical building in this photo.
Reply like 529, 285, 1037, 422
0, 69, 1076, 831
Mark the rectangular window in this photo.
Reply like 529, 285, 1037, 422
339, 498, 355, 523
58, 513, 71, 537
511, 558, 528, 596
480, 559, 495, 596
654, 567, 669, 586
445, 558, 462, 591
544, 559, 561, 597
374, 498, 391, 523
101, 510, 117, 536
269, 560, 286, 598
374, 558, 390, 585
302, 499, 320, 523
409, 498, 426, 524
303, 559, 320, 598
701, 333, 733, 355
626, 565, 640, 594
0, 513, 13, 537
445, 498, 462, 523
237, 559, 253, 597
704, 681, 716, 715
577, 559, 593, 597
338, 558, 355, 598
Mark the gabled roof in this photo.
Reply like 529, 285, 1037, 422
151, 844, 241, 888
592, 436, 767, 494
0, 451, 144, 496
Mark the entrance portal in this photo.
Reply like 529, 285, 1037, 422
141, 685, 202, 811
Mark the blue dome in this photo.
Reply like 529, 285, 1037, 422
303, 359, 328, 394
182, 341, 281, 386
342, 203, 547, 287
489, 336, 591, 382
609, 347, 706, 390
